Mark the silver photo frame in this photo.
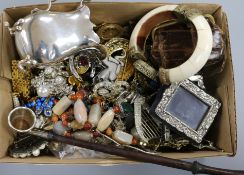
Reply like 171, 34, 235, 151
155, 79, 221, 143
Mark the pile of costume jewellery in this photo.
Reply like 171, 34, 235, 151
7, 2, 226, 158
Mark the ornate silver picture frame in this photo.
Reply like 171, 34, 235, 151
155, 79, 221, 143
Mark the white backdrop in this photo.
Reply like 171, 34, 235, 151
0, 0, 243, 174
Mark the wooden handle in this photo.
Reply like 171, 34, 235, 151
192, 162, 244, 175
47, 132, 244, 175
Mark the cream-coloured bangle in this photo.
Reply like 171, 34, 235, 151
129, 5, 213, 84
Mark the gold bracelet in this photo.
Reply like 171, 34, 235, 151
11, 60, 31, 100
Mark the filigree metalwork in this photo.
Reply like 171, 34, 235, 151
155, 79, 221, 143
31, 63, 73, 97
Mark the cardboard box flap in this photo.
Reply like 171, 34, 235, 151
0, 12, 3, 77
222, 12, 237, 155
5, 2, 222, 24
0, 151, 232, 165
0, 12, 17, 79
0, 78, 14, 158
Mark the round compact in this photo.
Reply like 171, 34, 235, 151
129, 5, 213, 84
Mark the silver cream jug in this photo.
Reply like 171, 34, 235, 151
7, 0, 100, 71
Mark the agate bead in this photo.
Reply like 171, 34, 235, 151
74, 99, 87, 124
113, 105, 121, 113
97, 109, 115, 132
106, 127, 113, 136
88, 103, 102, 127
73, 131, 93, 141
83, 121, 92, 130
112, 130, 133, 145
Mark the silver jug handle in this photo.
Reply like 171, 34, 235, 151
47, 0, 84, 11
46, 0, 57, 11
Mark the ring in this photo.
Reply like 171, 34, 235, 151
129, 5, 213, 84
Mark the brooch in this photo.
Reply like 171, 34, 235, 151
69, 45, 108, 82
31, 64, 73, 98
97, 23, 124, 43
104, 38, 135, 81
93, 81, 130, 101
9, 134, 48, 158
96, 38, 130, 82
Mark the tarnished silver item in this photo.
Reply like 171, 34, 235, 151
134, 97, 161, 143
188, 75, 205, 89
8, 107, 37, 133
93, 81, 130, 101
8, 0, 100, 71
31, 63, 73, 98
155, 79, 221, 143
